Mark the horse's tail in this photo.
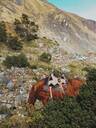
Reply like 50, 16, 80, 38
28, 85, 37, 105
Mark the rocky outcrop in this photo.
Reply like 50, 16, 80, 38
82, 19, 96, 33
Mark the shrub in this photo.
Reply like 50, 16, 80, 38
0, 21, 23, 51
14, 14, 39, 41
21, 13, 29, 24
39, 52, 52, 63
0, 105, 11, 115
0, 21, 7, 42
0, 107, 43, 128
85, 68, 96, 82
41, 68, 96, 128
7, 36, 23, 50
53, 69, 62, 77
3, 53, 29, 68
30, 64, 37, 69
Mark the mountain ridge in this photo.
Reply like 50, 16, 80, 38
0, 0, 96, 54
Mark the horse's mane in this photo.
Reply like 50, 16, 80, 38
43, 77, 49, 85
34, 77, 49, 89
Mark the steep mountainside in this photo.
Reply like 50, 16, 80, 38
0, 0, 96, 54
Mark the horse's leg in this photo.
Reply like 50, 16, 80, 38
42, 99, 48, 106
41, 96, 49, 106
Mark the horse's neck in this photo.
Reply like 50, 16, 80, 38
36, 77, 49, 88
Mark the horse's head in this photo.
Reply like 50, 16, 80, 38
28, 77, 49, 105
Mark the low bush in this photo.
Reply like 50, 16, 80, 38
14, 14, 39, 41
40, 68, 96, 128
3, 53, 29, 68
0, 21, 7, 42
39, 52, 52, 63
7, 36, 23, 50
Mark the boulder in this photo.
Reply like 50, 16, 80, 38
7, 80, 14, 91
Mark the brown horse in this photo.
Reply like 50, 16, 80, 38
28, 77, 84, 106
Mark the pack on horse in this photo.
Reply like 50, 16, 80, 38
28, 75, 84, 106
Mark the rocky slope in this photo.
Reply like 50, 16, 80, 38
0, 0, 96, 54
0, 1, 96, 125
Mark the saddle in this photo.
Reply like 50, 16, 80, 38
43, 77, 66, 93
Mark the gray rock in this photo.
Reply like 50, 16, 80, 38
19, 87, 26, 95
15, 94, 27, 106
0, 72, 5, 84
0, 91, 3, 97
7, 80, 14, 91
0, 114, 7, 120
